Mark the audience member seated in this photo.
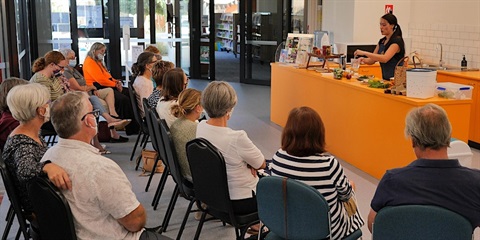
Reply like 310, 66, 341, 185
29, 51, 68, 101
147, 61, 174, 109
2, 83, 71, 220
43, 91, 167, 240
132, 52, 158, 116
170, 89, 203, 182
155, 68, 188, 127
144, 45, 162, 62
196, 81, 266, 216
368, 103, 480, 231
82, 42, 138, 135
0, 78, 29, 149
269, 106, 364, 239
59, 48, 130, 145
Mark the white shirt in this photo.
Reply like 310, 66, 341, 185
41, 138, 143, 240
133, 75, 153, 117
196, 121, 265, 200
155, 97, 178, 128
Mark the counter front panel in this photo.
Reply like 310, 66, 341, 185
271, 63, 471, 179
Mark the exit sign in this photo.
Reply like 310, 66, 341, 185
385, 5, 394, 14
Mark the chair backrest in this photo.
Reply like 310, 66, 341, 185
0, 158, 30, 239
150, 107, 168, 164
256, 176, 331, 239
372, 205, 473, 240
186, 138, 233, 215
159, 118, 193, 196
128, 82, 145, 133
27, 176, 77, 240
143, 98, 159, 153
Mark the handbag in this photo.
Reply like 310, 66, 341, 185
97, 121, 111, 142
137, 149, 164, 175
393, 56, 409, 87
343, 194, 358, 217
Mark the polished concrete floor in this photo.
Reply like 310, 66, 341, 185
1, 79, 479, 239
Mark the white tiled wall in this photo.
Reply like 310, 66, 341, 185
409, 23, 480, 69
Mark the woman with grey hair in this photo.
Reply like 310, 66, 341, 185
2, 83, 71, 220
82, 42, 138, 135
196, 81, 266, 217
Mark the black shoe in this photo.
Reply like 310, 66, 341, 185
110, 136, 129, 143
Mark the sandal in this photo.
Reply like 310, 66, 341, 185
108, 119, 132, 130
99, 150, 112, 155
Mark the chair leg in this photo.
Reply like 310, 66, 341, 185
2, 207, 14, 240
160, 185, 179, 232
176, 199, 196, 240
145, 155, 162, 192
193, 211, 207, 240
141, 134, 150, 149
130, 132, 143, 161
152, 167, 170, 209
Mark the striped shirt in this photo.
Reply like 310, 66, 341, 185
270, 149, 364, 239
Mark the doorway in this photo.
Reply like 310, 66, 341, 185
190, 0, 287, 86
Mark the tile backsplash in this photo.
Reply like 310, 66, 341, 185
409, 23, 480, 69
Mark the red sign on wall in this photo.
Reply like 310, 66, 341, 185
385, 4, 394, 14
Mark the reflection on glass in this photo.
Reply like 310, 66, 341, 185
51, 1, 71, 50
291, 0, 304, 33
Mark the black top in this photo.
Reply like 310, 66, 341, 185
377, 36, 405, 80
371, 159, 480, 227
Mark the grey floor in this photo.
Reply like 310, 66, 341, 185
1, 79, 479, 239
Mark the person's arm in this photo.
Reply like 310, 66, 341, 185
83, 57, 116, 87
117, 204, 146, 232
42, 162, 72, 190
368, 208, 377, 233
331, 157, 353, 201
14, 147, 46, 182
356, 43, 400, 64
237, 131, 266, 170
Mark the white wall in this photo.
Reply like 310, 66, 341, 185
322, 0, 480, 68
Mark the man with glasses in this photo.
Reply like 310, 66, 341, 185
42, 92, 169, 239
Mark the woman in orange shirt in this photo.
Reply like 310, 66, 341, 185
83, 42, 138, 135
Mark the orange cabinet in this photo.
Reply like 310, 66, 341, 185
437, 72, 480, 146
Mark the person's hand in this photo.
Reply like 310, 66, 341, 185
93, 90, 100, 96
357, 57, 365, 64
88, 85, 97, 92
115, 80, 123, 92
247, 164, 258, 178
43, 163, 72, 190
354, 49, 365, 57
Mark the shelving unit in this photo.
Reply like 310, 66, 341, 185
216, 13, 235, 54
251, 12, 275, 63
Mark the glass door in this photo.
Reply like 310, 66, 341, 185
240, 0, 283, 85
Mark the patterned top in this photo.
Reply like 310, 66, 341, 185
42, 138, 143, 239
2, 134, 48, 214
147, 89, 161, 109
170, 118, 198, 182
29, 72, 64, 101
270, 149, 364, 239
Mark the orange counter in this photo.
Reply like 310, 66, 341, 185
271, 63, 472, 179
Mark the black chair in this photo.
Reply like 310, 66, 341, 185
40, 122, 58, 147
157, 118, 197, 239
142, 99, 171, 199
27, 176, 77, 240
127, 82, 150, 167
0, 159, 31, 240
186, 138, 259, 240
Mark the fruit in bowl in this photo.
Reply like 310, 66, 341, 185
333, 68, 344, 79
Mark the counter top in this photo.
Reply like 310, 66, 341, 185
437, 70, 480, 81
